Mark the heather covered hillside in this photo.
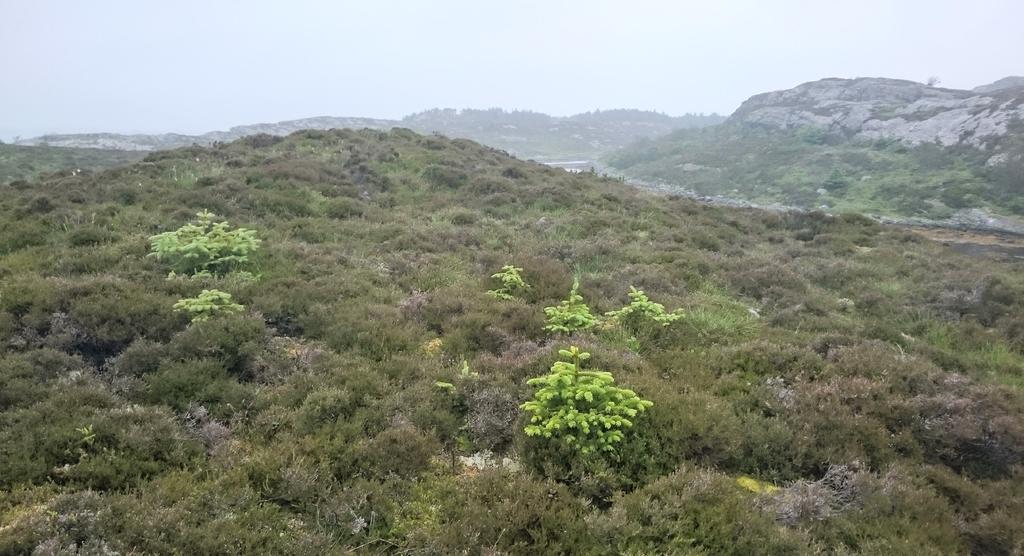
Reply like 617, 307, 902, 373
1, 129, 1024, 554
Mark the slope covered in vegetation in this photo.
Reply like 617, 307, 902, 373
1, 129, 1023, 554
402, 108, 725, 160
608, 78, 1024, 225
608, 123, 1024, 223
0, 143, 146, 183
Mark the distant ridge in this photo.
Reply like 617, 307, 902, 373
15, 109, 725, 159
16, 117, 396, 151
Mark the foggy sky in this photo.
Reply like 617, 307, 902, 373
1, 0, 1022, 140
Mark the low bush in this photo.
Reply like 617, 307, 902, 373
421, 164, 467, 189
591, 466, 808, 555
397, 471, 592, 553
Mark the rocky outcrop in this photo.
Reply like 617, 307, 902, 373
17, 132, 201, 151
729, 77, 1024, 148
973, 76, 1024, 94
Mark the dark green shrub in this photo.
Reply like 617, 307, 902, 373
344, 426, 438, 479
448, 208, 479, 226
0, 349, 87, 410
508, 255, 571, 303
903, 386, 1024, 478
442, 311, 507, 355
421, 164, 467, 189
397, 471, 593, 553
296, 387, 356, 433
68, 226, 115, 246
502, 165, 527, 179
166, 314, 270, 378
25, 195, 55, 214
105, 338, 167, 377
67, 283, 180, 358
247, 188, 320, 217
591, 465, 806, 555
324, 197, 365, 218
0, 382, 201, 490
0, 276, 59, 320
0, 217, 49, 253
718, 342, 825, 380
145, 358, 252, 417
57, 405, 203, 490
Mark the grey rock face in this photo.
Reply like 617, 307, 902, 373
729, 77, 1024, 148
973, 76, 1024, 94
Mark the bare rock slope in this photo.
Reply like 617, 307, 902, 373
730, 77, 1024, 148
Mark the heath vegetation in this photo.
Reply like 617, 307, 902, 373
1, 128, 1023, 554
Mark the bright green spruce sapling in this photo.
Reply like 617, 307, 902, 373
605, 286, 683, 328
173, 289, 244, 323
149, 210, 261, 277
543, 278, 598, 333
522, 346, 653, 455
486, 264, 530, 300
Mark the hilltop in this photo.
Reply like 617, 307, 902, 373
608, 77, 1024, 226
1, 129, 1022, 553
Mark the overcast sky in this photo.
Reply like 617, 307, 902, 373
1, 0, 1022, 140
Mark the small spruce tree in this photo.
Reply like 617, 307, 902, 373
543, 278, 598, 333
521, 346, 653, 455
173, 289, 244, 322
149, 210, 261, 277
486, 265, 530, 300
605, 286, 683, 328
